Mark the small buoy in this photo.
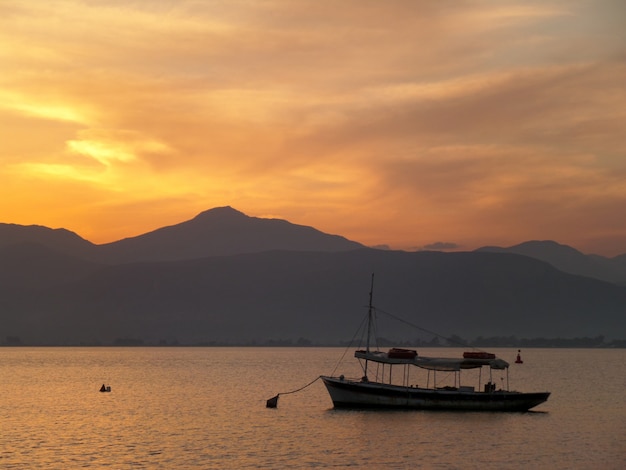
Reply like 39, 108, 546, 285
515, 350, 523, 364
266, 394, 279, 408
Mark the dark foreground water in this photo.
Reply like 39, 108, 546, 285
1, 347, 624, 469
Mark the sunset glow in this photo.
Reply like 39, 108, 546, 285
1, 0, 625, 255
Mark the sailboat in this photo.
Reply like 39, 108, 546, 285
320, 275, 550, 411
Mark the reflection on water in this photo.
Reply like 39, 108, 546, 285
0, 347, 624, 469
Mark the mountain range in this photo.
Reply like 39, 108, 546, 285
1, 206, 625, 345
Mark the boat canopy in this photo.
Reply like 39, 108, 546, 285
355, 350, 509, 371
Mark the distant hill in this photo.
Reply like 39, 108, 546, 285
0, 207, 363, 264
0, 223, 96, 258
0, 243, 102, 289
1, 249, 625, 345
0, 208, 625, 345
94, 206, 364, 263
477, 240, 626, 285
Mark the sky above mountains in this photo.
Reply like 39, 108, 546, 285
1, 1, 625, 255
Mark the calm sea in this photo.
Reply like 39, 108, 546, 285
1, 347, 624, 469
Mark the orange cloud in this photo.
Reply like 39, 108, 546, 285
0, 0, 624, 255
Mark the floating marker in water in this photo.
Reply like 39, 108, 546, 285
266, 394, 279, 408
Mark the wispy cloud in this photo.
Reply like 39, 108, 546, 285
0, 0, 624, 254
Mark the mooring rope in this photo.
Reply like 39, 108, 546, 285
266, 307, 372, 408
266, 376, 321, 408
279, 375, 321, 396
329, 310, 369, 377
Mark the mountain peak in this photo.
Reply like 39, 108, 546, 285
96, 206, 363, 262
513, 240, 583, 256
193, 206, 246, 221
0, 223, 94, 253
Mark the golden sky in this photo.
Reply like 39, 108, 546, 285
1, 0, 625, 255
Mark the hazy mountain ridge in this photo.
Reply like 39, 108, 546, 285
0, 208, 625, 345
477, 240, 626, 285
0, 207, 363, 264
95, 206, 364, 263
2, 249, 625, 345
0, 242, 102, 288
0, 223, 96, 256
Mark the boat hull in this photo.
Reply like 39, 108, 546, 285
321, 376, 550, 412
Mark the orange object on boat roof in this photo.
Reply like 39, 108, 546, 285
388, 348, 418, 359
463, 351, 496, 360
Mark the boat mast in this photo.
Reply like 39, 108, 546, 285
366, 273, 374, 353
364, 273, 374, 379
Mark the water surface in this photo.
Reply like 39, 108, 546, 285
1, 347, 624, 468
